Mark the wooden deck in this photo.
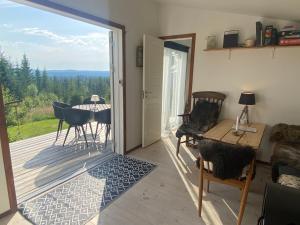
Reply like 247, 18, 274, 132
9, 122, 113, 203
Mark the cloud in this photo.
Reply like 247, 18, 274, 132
18, 27, 109, 51
1, 23, 13, 28
0, 0, 22, 8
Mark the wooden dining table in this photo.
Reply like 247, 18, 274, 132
203, 119, 266, 150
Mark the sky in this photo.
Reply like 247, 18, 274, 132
0, 0, 110, 71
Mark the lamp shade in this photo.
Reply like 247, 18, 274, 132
91, 94, 100, 102
238, 92, 255, 105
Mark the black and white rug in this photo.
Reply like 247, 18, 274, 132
19, 154, 156, 225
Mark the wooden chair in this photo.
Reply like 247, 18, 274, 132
198, 155, 255, 225
176, 91, 226, 156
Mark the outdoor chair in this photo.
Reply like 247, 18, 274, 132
52, 101, 71, 141
94, 108, 111, 148
62, 108, 92, 147
175, 91, 226, 156
198, 140, 256, 225
83, 97, 106, 104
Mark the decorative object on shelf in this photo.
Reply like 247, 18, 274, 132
244, 39, 255, 47
256, 21, 263, 47
136, 45, 143, 67
206, 36, 217, 49
238, 92, 255, 125
264, 25, 273, 46
223, 30, 239, 48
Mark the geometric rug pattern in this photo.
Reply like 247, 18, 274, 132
19, 154, 156, 225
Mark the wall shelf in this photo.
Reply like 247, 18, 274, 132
203, 45, 300, 52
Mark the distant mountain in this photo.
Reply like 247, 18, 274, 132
47, 70, 110, 78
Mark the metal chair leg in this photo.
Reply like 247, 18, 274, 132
55, 120, 62, 141
63, 125, 71, 146
81, 125, 88, 147
105, 124, 110, 148
94, 122, 99, 140
88, 122, 93, 137
59, 120, 63, 134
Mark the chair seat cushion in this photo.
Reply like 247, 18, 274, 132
278, 174, 300, 189
176, 124, 207, 138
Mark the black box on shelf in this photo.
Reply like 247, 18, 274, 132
223, 30, 239, 48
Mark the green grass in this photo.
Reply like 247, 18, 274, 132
7, 119, 68, 142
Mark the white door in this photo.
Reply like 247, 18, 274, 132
142, 34, 164, 147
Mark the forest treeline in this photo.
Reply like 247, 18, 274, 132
0, 52, 110, 127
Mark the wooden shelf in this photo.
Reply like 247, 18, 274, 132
203, 45, 300, 51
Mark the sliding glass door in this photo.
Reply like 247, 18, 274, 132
161, 47, 188, 136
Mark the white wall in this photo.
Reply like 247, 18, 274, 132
159, 4, 300, 161
44, 0, 160, 151
0, 140, 10, 214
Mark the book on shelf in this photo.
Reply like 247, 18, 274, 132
279, 38, 300, 46
281, 25, 300, 31
279, 30, 300, 38
256, 21, 263, 46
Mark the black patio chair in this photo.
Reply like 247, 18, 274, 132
176, 91, 226, 156
52, 102, 71, 141
62, 108, 92, 147
83, 97, 106, 104
94, 108, 111, 148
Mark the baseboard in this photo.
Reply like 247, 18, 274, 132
125, 144, 142, 154
0, 209, 14, 219
256, 159, 271, 166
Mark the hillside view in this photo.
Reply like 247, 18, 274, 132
1, 52, 110, 142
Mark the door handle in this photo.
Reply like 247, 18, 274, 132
142, 90, 152, 99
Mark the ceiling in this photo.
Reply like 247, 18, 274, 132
154, 0, 300, 22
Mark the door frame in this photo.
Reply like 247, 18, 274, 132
159, 33, 196, 112
0, 0, 126, 216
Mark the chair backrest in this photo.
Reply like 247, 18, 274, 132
94, 108, 111, 124
83, 97, 106, 105
63, 108, 91, 126
192, 91, 226, 115
52, 102, 70, 120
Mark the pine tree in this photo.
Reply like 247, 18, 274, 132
20, 54, 33, 88
35, 68, 42, 92
41, 69, 49, 92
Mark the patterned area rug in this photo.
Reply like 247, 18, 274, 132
19, 154, 156, 225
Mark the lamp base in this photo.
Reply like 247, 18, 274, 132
239, 105, 250, 125
232, 130, 243, 136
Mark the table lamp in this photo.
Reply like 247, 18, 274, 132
91, 95, 100, 107
238, 92, 255, 125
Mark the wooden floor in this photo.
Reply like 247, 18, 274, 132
9, 122, 112, 203
1, 132, 271, 225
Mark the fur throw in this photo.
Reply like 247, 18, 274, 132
270, 123, 300, 144
198, 140, 255, 180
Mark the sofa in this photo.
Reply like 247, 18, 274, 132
270, 123, 300, 189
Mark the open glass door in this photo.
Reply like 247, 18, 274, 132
109, 29, 124, 154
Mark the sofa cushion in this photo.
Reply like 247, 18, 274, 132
278, 174, 300, 190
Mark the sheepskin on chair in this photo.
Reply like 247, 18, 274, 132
197, 140, 256, 180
